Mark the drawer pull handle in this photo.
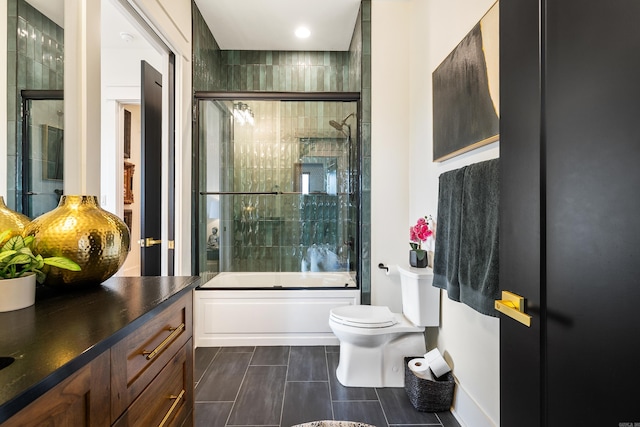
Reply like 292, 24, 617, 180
142, 323, 186, 360
158, 389, 185, 427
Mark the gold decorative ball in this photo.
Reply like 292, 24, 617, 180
0, 196, 31, 245
24, 195, 130, 287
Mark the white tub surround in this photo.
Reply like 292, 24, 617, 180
195, 272, 360, 346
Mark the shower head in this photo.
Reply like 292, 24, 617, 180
329, 113, 355, 135
329, 120, 344, 131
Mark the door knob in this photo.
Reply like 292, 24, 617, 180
495, 291, 532, 327
138, 237, 162, 248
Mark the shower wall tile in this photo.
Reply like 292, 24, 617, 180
222, 51, 352, 92
192, 1, 371, 296
6, 0, 64, 211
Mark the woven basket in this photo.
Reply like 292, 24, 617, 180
404, 357, 455, 412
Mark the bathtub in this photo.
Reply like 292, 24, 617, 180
194, 272, 360, 347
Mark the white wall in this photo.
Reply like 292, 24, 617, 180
372, 1, 500, 426
370, 1, 411, 313
101, 46, 162, 216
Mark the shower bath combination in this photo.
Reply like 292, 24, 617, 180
195, 97, 360, 346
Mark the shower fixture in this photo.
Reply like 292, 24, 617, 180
329, 113, 354, 136
233, 102, 254, 126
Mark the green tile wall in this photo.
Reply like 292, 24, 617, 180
192, 3, 225, 91
223, 51, 351, 92
5, 0, 64, 210
192, 0, 371, 300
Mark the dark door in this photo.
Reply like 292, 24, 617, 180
499, 0, 542, 425
140, 60, 162, 275
500, 0, 640, 425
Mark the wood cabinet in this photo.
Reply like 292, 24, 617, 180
1, 290, 193, 427
1, 351, 110, 427
111, 291, 193, 425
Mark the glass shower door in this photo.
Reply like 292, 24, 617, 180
21, 93, 64, 218
197, 97, 359, 283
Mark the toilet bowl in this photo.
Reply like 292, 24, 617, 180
329, 266, 439, 387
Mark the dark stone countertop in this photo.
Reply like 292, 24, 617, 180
0, 275, 200, 423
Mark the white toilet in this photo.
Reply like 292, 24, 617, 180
329, 266, 439, 387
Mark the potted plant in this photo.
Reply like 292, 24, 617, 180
409, 216, 435, 268
0, 230, 81, 312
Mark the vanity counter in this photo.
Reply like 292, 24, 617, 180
0, 275, 199, 423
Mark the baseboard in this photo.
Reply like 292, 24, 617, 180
450, 377, 498, 427
195, 335, 340, 347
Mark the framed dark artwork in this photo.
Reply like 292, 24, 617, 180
432, 1, 499, 162
123, 109, 131, 159
42, 125, 64, 180
124, 162, 135, 204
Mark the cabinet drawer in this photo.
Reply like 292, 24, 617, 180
111, 291, 192, 422
113, 340, 193, 427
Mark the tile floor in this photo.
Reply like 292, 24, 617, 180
194, 346, 461, 427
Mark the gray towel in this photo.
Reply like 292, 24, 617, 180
432, 166, 467, 301
458, 158, 500, 316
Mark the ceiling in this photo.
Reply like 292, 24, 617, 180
26, 0, 362, 52
194, 0, 362, 51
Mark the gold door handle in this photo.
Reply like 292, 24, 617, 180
495, 291, 532, 327
138, 237, 162, 247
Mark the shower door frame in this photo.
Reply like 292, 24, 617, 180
20, 90, 64, 217
193, 91, 361, 285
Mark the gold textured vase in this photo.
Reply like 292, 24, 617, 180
0, 196, 31, 245
24, 195, 130, 287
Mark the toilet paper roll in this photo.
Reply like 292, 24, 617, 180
424, 348, 442, 363
408, 358, 434, 381
385, 264, 399, 277
423, 349, 451, 378
430, 356, 451, 378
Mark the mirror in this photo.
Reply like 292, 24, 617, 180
5, 0, 64, 213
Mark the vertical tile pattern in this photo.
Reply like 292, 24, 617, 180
6, 0, 64, 211
191, 0, 372, 299
359, 0, 372, 305
192, 2, 225, 91
226, 100, 357, 273
194, 346, 462, 427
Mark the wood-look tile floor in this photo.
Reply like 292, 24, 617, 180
194, 346, 461, 427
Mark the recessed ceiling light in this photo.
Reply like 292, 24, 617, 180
295, 26, 311, 39
120, 32, 134, 43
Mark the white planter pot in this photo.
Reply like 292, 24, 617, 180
0, 274, 36, 312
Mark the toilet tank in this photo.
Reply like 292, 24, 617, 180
398, 266, 440, 327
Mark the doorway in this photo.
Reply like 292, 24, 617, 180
103, 0, 175, 277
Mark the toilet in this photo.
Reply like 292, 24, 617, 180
329, 266, 439, 387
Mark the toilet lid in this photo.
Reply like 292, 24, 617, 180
330, 305, 398, 328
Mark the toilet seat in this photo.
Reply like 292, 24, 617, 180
330, 305, 398, 328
